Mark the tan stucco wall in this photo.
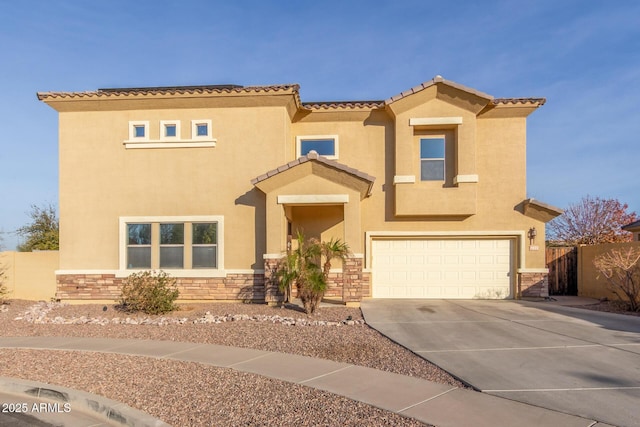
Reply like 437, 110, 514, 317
58, 106, 290, 271
0, 251, 59, 300
577, 242, 640, 300
292, 102, 545, 269
50, 83, 548, 280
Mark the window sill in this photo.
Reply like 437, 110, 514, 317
116, 269, 225, 278
123, 139, 217, 149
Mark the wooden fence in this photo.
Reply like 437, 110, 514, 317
546, 246, 577, 295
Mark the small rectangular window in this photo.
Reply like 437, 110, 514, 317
296, 135, 339, 159
128, 121, 149, 141
192, 120, 212, 140
134, 126, 145, 138
420, 137, 445, 181
127, 223, 151, 268
160, 120, 181, 141
160, 223, 184, 268
192, 223, 217, 268
301, 139, 335, 156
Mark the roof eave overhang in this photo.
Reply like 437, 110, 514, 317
252, 152, 375, 200
522, 198, 563, 223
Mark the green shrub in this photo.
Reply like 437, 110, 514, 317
118, 270, 180, 314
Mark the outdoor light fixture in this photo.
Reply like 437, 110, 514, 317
528, 227, 537, 244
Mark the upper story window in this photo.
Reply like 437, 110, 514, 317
192, 120, 213, 140
420, 137, 445, 181
125, 120, 216, 149
296, 135, 339, 159
160, 120, 181, 140
129, 121, 149, 141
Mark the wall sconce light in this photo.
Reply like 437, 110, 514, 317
528, 227, 537, 244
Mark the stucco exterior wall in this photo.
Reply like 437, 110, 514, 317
43, 79, 553, 302
0, 251, 59, 300
577, 242, 640, 300
58, 106, 290, 271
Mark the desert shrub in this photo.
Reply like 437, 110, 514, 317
118, 270, 179, 314
593, 246, 640, 312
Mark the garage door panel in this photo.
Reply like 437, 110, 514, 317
372, 238, 513, 299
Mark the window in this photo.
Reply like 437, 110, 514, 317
125, 120, 216, 148
127, 224, 151, 268
191, 120, 213, 140
128, 121, 149, 141
160, 223, 184, 268
134, 126, 145, 138
296, 135, 339, 159
192, 223, 217, 268
420, 137, 445, 181
120, 216, 224, 272
160, 120, 181, 140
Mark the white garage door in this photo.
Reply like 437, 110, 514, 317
372, 239, 513, 299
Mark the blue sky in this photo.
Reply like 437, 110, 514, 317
1, 0, 639, 250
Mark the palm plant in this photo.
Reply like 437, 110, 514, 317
320, 238, 350, 280
276, 232, 349, 314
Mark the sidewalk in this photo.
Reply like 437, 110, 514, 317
0, 336, 612, 427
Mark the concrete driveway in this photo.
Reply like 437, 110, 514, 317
361, 298, 640, 427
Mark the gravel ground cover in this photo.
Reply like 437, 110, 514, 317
567, 299, 640, 316
0, 349, 428, 427
0, 300, 463, 426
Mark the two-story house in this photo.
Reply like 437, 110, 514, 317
38, 76, 561, 304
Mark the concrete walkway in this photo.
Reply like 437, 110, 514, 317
0, 336, 611, 427
362, 298, 639, 427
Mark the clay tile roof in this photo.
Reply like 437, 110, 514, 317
301, 100, 385, 110
36, 84, 300, 101
251, 151, 375, 187
384, 75, 494, 105
493, 98, 546, 106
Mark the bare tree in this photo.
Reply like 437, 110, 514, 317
593, 246, 640, 311
548, 196, 637, 245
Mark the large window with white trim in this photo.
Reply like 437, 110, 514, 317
120, 216, 223, 271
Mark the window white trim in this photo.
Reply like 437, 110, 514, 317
119, 215, 224, 272
124, 119, 216, 149
409, 117, 463, 126
191, 119, 213, 140
277, 194, 349, 204
393, 175, 416, 184
160, 120, 181, 141
296, 135, 339, 159
124, 141, 217, 149
127, 121, 149, 141
454, 174, 479, 184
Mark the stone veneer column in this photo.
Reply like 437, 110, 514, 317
518, 272, 549, 298
263, 254, 284, 305
342, 255, 364, 305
